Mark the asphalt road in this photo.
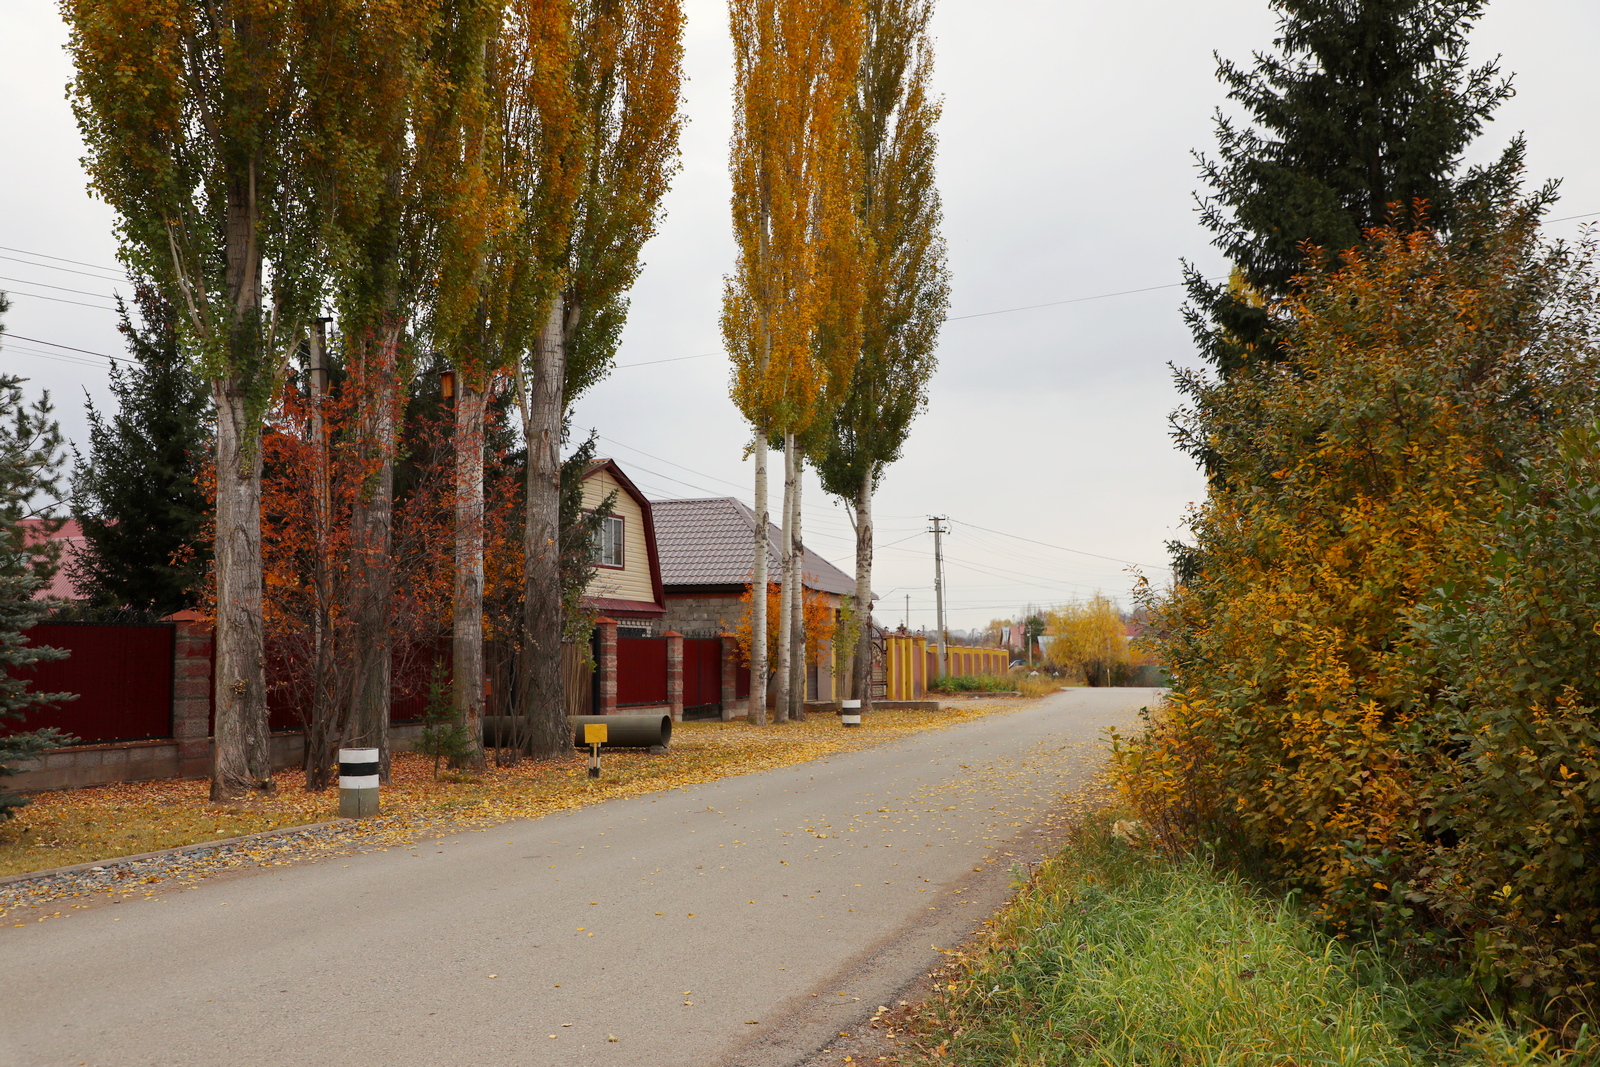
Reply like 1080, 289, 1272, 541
1, 687, 1155, 1067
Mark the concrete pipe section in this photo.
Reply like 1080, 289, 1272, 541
569, 714, 672, 750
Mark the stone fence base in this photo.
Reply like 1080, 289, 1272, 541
11, 724, 425, 794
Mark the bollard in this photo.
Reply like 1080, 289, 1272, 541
840, 699, 862, 727
339, 747, 380, 817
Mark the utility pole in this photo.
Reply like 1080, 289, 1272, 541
308, 316, 336, 780
928, 516, 949, 678
904, 593, 909, 630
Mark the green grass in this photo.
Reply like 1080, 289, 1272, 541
928, 674, 1016, 693
916, 815, 1583, 1067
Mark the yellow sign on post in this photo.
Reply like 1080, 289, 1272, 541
584, 723, 609, 745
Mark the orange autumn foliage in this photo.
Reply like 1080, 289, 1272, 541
730, 582, 834, 670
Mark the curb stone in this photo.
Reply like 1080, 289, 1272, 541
0, 819, 348, 891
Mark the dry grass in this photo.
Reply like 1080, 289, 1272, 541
1016, 674, 1066, 699
0, 705, 1009, 879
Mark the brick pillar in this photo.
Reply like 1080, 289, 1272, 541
664, 630, 684, 722
169, 614, 214, 777
596, 617, 618, 715
719, 635, 738, 721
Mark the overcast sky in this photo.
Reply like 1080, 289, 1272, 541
3, 0, 1598, 631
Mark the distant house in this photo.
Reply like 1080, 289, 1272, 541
20, 518, 89, 601
651, 496, 861, 703
578, 459, 666, 634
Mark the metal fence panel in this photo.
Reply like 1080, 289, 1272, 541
7, 623, 175, 744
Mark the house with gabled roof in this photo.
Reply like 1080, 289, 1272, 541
578, 458, 666, 631
651, 496, 861, 705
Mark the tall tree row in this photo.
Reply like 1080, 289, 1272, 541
817, 0, 948, 709
64, 0, 683, 792
724, 0, 864, 724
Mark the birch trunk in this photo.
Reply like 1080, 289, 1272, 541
852, 464, 875, 711
209, 382, 273, 800
788, 463, 805, 721
749, 435, 769, 726
518, 297, 567, 758
773, 434, 797, 723
453, 380, 487, 767
344, 331, 400, 778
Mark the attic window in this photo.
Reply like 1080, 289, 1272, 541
596, 515, 624, 568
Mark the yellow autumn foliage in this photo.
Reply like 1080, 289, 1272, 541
1114, 204, 1600, 1016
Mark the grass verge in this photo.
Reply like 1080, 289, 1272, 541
910, 813, 1584, 1066
0, 706, 1005, 880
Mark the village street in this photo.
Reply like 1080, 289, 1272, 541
2, 689, 1153, 1067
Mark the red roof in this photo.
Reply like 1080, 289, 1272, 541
20, 518, 89, 600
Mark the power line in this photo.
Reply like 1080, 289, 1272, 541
0, 244, 127, 276
3, 334, 132, 363
3, 289, 119, 312
614, 351, 717, 370
946, 517, 1167, 571
0, 252, 128, 283
942, 209, 1600, 324
2, 343, 111, 370
946, 279, 1201, 321
0, 274, 120, 301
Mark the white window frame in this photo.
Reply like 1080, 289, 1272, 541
595, 514, 625, 569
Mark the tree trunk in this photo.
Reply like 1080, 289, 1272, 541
209, 381, 273, 801
344, 330, 400, 778
209, 157, 272, 802
773, 434, 797, 723
518, 297, 567, 758
788, 461, 805, 721
749, 434, 769, 726
853, 463, 874, 712
453, 379, 487, 768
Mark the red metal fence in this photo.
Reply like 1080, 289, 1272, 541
616, 636, 668, 707
263, 639, 445, 732
5, 623, 175, 744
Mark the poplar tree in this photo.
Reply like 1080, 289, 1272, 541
297, 0, 457, 780
1186, 0, 1518, 380
64, 0, 322, 800
724, 0, 864, 724
817, 0, 947, 711
514, 0, 684, 758
475, 0, 583, 761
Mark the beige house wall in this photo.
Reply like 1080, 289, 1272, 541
582, 468, 654, 604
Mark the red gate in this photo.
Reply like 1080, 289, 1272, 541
683, 639, 722, 710
616, 636, 668, 707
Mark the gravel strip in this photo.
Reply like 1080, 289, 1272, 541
0, 814, 443, 918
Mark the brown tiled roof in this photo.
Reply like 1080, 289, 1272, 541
651, 497, 859, 597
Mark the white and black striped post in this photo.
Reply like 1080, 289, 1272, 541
339, 748, 381, 817
840, 699, 862, 727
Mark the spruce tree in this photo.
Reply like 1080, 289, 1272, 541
0, 364, 77, 819
1186, 0, 1519, 379
71, 284, 211, 615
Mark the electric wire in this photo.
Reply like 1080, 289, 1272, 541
0, 274, 122, 301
